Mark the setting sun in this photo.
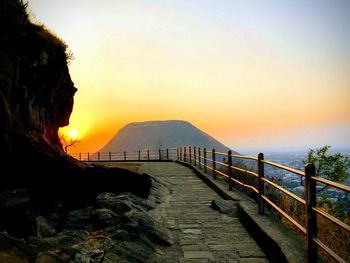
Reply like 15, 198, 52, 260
59, 127, 81, 141
68, 130, 78, 140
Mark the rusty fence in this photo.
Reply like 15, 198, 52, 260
69, 148, 177, 162
177, 146, 350, 263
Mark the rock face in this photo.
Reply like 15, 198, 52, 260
0, 0, 81, 193
0, 0, 151, 202
0, 1, 169, 261
0, 0, 76, 176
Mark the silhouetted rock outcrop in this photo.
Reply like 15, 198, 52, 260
0, 0, 78, 189
0, 1, 169, 261
0, 0, 151, 202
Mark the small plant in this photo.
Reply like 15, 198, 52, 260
65, 49, 75, 65
58, 131, 80, 153
303, 145, 350, 192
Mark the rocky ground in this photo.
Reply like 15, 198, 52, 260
0, 174, 174, 263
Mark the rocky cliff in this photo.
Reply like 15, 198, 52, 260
0, 1, 169, 261
0, 0, 77, 185
0, 0, 153, 200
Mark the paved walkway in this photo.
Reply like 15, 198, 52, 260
139, 162, 269, 263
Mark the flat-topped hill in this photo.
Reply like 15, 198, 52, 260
99, 120, 237, 154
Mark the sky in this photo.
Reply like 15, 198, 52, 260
28, 0, 350, 153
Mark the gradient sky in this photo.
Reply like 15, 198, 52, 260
28, 0, 350, 153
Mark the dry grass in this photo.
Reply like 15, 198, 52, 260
266, 191, 350, 263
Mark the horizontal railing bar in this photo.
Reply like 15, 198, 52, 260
215, 169, 229, 178
245, 170, 259, 178
312, 207, 350, 232
231, 166, 259, 178
230, 177, 258, 193
206, 165, 213, 171
215, 160, 228, 167
313, 237, 346, 263
204, 157, 213, 162
72, 149, 177, 155
311, 176, 350, 193
262, 160, 305, 177
262, 178, 305, 205
261, 195, 306, 234
232, 154, 258, 161
215, 151, 228, 156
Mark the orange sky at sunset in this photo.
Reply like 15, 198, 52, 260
29, 0, 350, 153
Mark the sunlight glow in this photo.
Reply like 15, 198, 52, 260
69, 130, 78, 140
30, 0, 350, 152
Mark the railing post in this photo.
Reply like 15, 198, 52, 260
228, 150, 233, 190
305, 163, 317, 263
98, 152, 100, 161
180, 148, 182, 161
147, 149, 150, 160
204, 148, 207, 173
194, 147, 197, 166
87, 152, 90, 161
189, 146, 192, 164
212, 149, 216, 179
177, 148, 179, 160
79, 152, 81, 161
258, 153, 265, 214
184, 147, 187, 162
166, 148, 169, 160
138, 150, 141, 161
124, 151, 126, 161
159, 149, 161, 160
109, 151, 111, 161
198, 148, 201, 168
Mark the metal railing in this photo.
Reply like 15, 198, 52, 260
177, 146, 350, 263
69, 148, 177, 162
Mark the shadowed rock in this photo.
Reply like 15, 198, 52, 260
211, 199, 238, 217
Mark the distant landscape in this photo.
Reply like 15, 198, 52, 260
1, 0, 349, 262
240, 150, 350, 201
92, 119, 350, 207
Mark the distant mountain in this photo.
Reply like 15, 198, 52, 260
98, 120, 238, 154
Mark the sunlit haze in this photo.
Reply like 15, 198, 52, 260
29, 0, 350, 153
68, 129, 79, 140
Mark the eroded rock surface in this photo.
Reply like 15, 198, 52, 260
0, 188, 173, 262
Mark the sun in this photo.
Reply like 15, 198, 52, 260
68, 129, 79, 140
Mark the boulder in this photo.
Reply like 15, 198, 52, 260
114, 192, 153, 211
66, 207, 92, 229
91, 208, 117, 228
95, 192, 145, 214
36, 216, 56, 238
122, 210, 173, 246
211, 199, 238, 217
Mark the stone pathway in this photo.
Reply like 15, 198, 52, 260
139, 162, 269, 263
